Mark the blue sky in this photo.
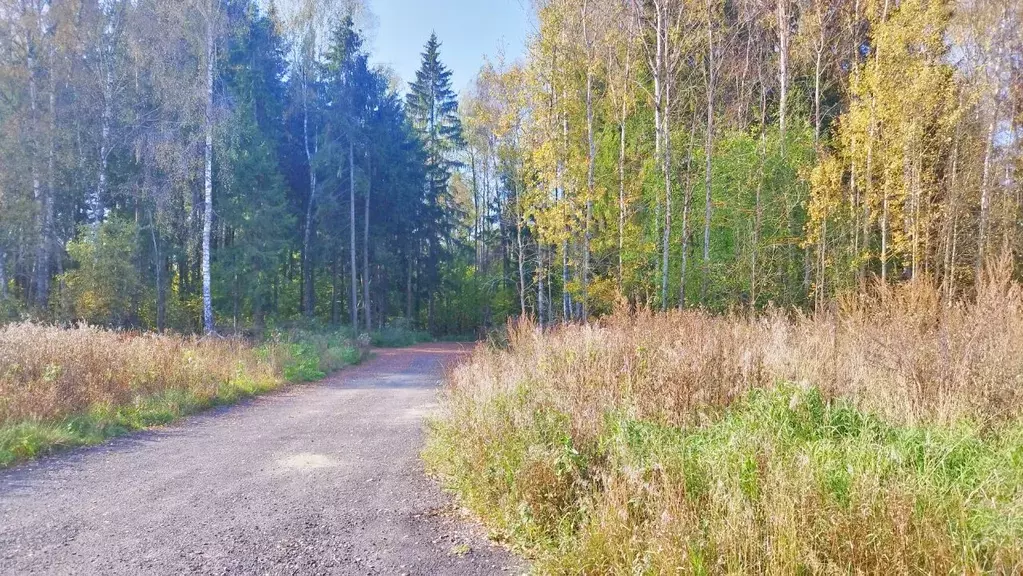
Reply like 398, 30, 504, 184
367, 0, 533, 94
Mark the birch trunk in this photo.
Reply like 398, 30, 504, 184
92, 42, 114, 230
301, 64, 318, 317
701, 1, 715, 303
754, 78, 768, 306
537, 245, 545, 326
977, 13, 1007, 273
23, 5, 43, 306
516, 176, 526, 317
582, 0, 594, 320
618, 11, 634, 291
0, 251, 7, 300
406, 256, 414, 320
777, 0, 788, 152
661, 53, 672, 311
977, 97, 1000, 273
150, 212, 165, 332
202, 11, 215, 334
560, 99, 571, 320
36, 38, 56, 309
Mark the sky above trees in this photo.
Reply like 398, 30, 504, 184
368, 0, 532, 91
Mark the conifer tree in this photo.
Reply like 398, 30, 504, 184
406, 34, 464, 314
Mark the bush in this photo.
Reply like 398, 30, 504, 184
263, 329, 363, 382
371, 321, 433, 348
60, 219, 144, 327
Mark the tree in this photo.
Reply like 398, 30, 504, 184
406, 34, 465, 323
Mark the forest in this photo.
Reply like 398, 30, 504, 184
0, 0, 465, 335
462, 0, 1021, 321
0, 0, 1020, 334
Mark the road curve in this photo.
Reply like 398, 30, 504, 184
0, 343, 521, 575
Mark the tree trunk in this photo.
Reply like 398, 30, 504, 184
537, 244, 545, 327
302, 70, 318, 318
661, 41, 673, 311
35, 36, 56, 309
202, 11, 215, 334
406, 255, 414, 321
91, 54, 113, 229
331, 250, 339, 324
701, 2, 715, 304
582, 0, 594, 320
150, 213, 165, 333
363, 158, 372, 332
560, 103, 572, 321
813, 38, 824, 147
753, 76, 767, 306
618, 30, 631, 292
24, 17, 41, 306
777, 0, 789, 153
679, 106, 698, 307
650, 2, 664, 281
349, 142, 358, 331
515, 176, 526, 317
470, 149, 480, 268
977, 96, 1000, 274
0, 251, 7, 300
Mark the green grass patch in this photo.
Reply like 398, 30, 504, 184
425, 385, 1023, 574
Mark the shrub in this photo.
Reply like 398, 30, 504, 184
371, 321, 433, 348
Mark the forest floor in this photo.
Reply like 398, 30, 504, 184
0, 343, 522, 575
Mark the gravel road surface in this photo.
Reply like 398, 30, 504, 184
0, 343, 522, 575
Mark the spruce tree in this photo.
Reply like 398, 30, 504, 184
405, 34, 463, 319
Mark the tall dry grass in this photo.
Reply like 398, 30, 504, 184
426, 259, 1023, 574
0, 323, 365, 466
461, 256, 1023, 435
0, 323, 279, 425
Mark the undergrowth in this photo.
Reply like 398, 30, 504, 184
425, 263, 1023, 574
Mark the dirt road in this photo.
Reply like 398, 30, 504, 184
0, 343, 521, 575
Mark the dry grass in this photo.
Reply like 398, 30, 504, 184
0, 324, 278, 424
425, 259, 1023, 574
0, 324, 360, 466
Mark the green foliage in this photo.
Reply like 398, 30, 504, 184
430, 257, 512, 335
371, 320, 433, 348
60, 219, 145, 326
687, 123, 815, 308
261, 328, 362, 382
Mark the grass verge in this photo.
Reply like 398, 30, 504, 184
425, 268, 1023, 573
0, 324, 363, 467
426, 384, 1023, 573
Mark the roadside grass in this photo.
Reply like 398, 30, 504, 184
424, 261, 1023, 574
0, 324, 363, 467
